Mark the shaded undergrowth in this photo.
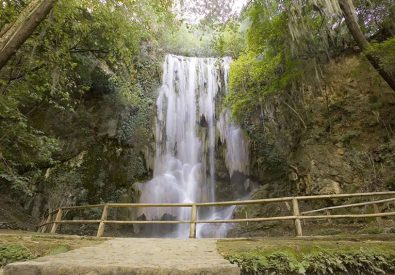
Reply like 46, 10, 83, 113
219, 238, 395, 275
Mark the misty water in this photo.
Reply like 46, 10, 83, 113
137, 54, 249, 238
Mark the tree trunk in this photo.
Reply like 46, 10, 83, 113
0, 0, 57, 71
338, 0, 395, 92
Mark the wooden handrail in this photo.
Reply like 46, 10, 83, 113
302, 197, 395, 215
107, 203, 195, 208
59, 220, 101, 224
42, 191, 395, 211
104, 220, 192, 224
299, 212, 395, 219
36, 191, 395, 238
61, 204, 106, 210
294, 191, 395, 200
195, 191, 395, 206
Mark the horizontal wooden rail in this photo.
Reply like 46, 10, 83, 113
38, 212, 395, 226
61, 204, 106, 210
194, 191, 395, 207
302, 197, 395, 215
107, 203, 194, 208
59, 220, 101, 224
294, 191, 395, 200
299, 212, 395, 219
104, 220, 191, 224
37, 191, 395, 238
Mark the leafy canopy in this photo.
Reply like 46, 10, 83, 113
0, 0, 173, 195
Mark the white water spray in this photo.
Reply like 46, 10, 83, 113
138, 54, 249, 238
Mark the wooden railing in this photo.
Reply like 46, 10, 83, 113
37, 191, 395, 238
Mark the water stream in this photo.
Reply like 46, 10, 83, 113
137, 54, 249, 238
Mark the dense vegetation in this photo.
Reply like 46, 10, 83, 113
228, 247, 395, 275
0, 244, 33, 267
0, 0, 174, 208
1, 0, 395, 273
0, 0, 394, 233
215, 0, 395, 198
224, 0, 395, 121
219, 239, 395, 275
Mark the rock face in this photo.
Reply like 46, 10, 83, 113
230, 55, 395, 236
246, 55, 395, 198
0, 194, 38, 231
4, 238, 240, 275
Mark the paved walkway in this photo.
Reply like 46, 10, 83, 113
4, 238, 240, 275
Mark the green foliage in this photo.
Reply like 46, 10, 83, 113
305, 249, 395, 275
225, 0, 395, 123
227, 248, 395, 275
358, 226, 385, 235
0, 96, 60, 194
220, 0, 394, 185
163, 19, 245, 57
211, 21, 245, 58
367, 37, 395, 77
225, 2, 303, 121
0, 0, 173, 196
229, 251, 305, 274
162, 23, 212, 56
0, 244, 33, 267
0, 0, 27, 28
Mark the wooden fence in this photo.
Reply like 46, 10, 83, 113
37, 191, 395, 238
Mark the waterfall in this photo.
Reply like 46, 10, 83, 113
217, 57, 249, 178
137, 54, 249, 238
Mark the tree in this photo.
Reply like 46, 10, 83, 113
0, 0, 57, 71
338, 0, 395, 91
0, 0, 174, 196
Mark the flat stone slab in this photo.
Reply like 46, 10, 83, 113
4, 238, 240, 275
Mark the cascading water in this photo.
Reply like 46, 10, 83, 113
137, 54, 249, 238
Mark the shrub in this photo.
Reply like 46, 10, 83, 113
0, 244, 33, 267
227, 248, 395, 275
358, 226, 385, 235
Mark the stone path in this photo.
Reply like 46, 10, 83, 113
4, 238, 240, 275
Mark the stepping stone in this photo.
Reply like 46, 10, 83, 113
4, 238, 240, 275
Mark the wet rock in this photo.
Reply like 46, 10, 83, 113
318, 178, 341, 194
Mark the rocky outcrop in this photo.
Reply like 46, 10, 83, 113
0, 194, 38, 231
245, 55, 395, 198
229, 55, 395, 237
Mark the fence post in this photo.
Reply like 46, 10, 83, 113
97, 204, 109, 238
50, 208, 63, 234
292, 198, 303, 237
189, 204, 197, 238
40, 212, 52, 233
37, 218, 44, 233
325, 210, 332, 224
372, 203, 383, 227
